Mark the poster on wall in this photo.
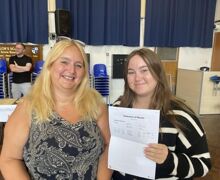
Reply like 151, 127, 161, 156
0, 44, 43, 63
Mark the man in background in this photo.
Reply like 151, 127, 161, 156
9, 43, 32, 99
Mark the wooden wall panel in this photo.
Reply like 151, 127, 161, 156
162, 61, 178, 93
211, 32, 220, 70
0, 44, 43, 64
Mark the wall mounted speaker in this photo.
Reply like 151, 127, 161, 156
55, 9, 71, 37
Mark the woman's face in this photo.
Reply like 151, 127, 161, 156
50, 45, 85, 92
127, 55, 157, 98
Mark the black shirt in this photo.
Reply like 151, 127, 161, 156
9, 55, 32, 83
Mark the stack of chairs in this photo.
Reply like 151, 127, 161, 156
0, 59, 8, 98
93, 64, 109, 98
210, 75, 220, 96
89, 74, 93, 88
32, 60, 44, 83
7, 72, 13, 98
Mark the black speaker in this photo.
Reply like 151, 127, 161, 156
55, 9, 71, 37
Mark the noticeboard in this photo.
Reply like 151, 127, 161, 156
0, 44, 43, 63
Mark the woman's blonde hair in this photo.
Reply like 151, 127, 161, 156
26, 39, 104, 122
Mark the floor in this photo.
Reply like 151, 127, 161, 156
0, 114, 219, 180
195, 114, 220, 180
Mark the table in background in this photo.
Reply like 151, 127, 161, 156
0, 98, 17, 145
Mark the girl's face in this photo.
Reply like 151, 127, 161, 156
50, 45, 85, 93
127, 55, 157, 98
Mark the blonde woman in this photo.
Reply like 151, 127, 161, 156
0, 40, 111, 180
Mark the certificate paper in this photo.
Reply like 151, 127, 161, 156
0, 105, 16, 122
108, 106, 160, 179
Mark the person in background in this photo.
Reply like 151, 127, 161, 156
0, 39, 112, 180
112, 48, 211, 180
9, 43, 32, 98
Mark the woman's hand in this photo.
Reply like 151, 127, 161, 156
144, 143, 168, 164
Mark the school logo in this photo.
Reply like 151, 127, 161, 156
32, 47, 39, 54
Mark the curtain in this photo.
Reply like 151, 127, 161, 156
144, 0, 217, 47
0, 0, 48, 44
56, 0, 140, 46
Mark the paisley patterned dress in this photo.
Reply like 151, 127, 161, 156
23, 112, 104, 180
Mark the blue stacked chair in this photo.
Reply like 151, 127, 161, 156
0, 59, 8, 98
93, 64, 109, 97
210, 75, 220, 96
0, 59, 7, 74
34, 60, 44, 74
32, 60, 44, 83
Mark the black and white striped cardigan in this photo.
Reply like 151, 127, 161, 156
112, 103, 211, 180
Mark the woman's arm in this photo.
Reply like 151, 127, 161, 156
96, 104, 113, 180
145, 110, 211, 179
0, 100, 31, 180
171, 110, 211, 178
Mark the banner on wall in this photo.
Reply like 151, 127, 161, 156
0, 44, 43, 63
